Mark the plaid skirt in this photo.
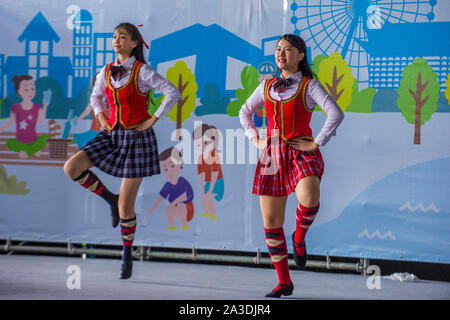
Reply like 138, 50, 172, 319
253, 136, 324, 197
81, 123, 160, 178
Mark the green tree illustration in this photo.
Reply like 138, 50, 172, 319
0, 165, 30, 194
166, 61, 198, 140
311, 54, 327, 76
318, 52, 354, 112
445, 67, 450, 105
397, 58, 440, 145
195, 82, 230, 116
147, 88, 164, 116
227, 65, 260, 117
313, 53, 375, 113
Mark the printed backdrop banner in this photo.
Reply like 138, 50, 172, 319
0, 0, 449, 264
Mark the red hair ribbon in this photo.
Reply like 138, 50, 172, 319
136, 24, 149, 50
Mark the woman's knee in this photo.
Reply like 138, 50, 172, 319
295, 176, 320, 207
63, 158, 80, 179
63, 151, 91, 179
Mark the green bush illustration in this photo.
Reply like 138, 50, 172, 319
0, 165, 30, 194
227, 65, 260, 117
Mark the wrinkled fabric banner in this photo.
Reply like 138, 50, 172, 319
0, 0, 449, 264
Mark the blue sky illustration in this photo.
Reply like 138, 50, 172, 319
308, 157, 450, 263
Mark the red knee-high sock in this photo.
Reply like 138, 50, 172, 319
120, 217, 136, 262
73, 170, 118, 206
264, 227, 291, 287
294, 203, 320, 255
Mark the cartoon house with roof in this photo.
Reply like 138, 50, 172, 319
5, 12, 73, 96
4, 10, 115, 101
358, 21, 450, 92
148, 23, 277, 98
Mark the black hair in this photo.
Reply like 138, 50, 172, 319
275, 34, 316, 79
114, 22, 147, 64
12, 75, 33, 93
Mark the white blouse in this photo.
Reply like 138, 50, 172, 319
239, 71, 344, 146
90, 56, 181, 119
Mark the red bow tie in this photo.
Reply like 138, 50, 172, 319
273, 77, 293, 93
110, 65, 126, 81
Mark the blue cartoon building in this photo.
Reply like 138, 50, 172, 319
359, 22, 450, 91
0, 54, 5, 98
4, 10, 114, 101
148, 23, 276, 98
5, 12, 73, 96
72, 9, 94, 97
92, 33, 116, 75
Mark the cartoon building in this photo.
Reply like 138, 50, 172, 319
72, 9, 93, 97
0, 54, 4, 98
4, 12, 73, 97
359, 21, 450, 91
3, 10, 115, 101
93, 33, 116, 74
148, 23, 276, 98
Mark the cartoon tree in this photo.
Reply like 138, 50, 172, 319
147, 88, 164, 116
195, 82, 230, 116
227, 65, 260, 117
397, 58, 440, 144
311, 54, 327, 76
317, 52, 354, 112
445, 68, 450, 105
166, 61, 197, 140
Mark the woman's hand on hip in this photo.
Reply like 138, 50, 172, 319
97, 112, 112, 132
135, 116, 158, 131
288, 137, 319, 152
251, 136, 267, 150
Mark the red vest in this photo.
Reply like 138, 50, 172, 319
264, 76, 313, 141
104, 60, 150, 129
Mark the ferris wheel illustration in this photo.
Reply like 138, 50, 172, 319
290, 0, 437, 86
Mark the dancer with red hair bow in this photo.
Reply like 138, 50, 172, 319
64, 22, 180, 280
239, 34, 344, 298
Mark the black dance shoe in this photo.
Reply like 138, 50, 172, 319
120, 261, 133, 279
110, 195, 119, 228
265, 282, 294, 298
292, 232, 307, 268
111, 206, 119, 228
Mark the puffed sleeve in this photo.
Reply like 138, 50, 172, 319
90, 66, 107, 117
305, 79, 344, 146
138, 64, 181, 119
239, 81, 266, 141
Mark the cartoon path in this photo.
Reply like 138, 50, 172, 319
0, 254, 449, 300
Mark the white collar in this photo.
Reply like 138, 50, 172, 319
284, 70, 303, 81
115, 56, 136, 70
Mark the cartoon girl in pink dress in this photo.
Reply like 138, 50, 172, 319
0, 75, 49, 158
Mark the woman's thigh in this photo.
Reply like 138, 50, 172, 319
259, 195, 288, 229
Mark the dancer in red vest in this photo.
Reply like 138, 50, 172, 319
239, 34, 344, 297
64, 23, 180, 279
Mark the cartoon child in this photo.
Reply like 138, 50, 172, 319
148, 147, 194, 230
192, 123, 224, 221
0, 75, 50, 158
